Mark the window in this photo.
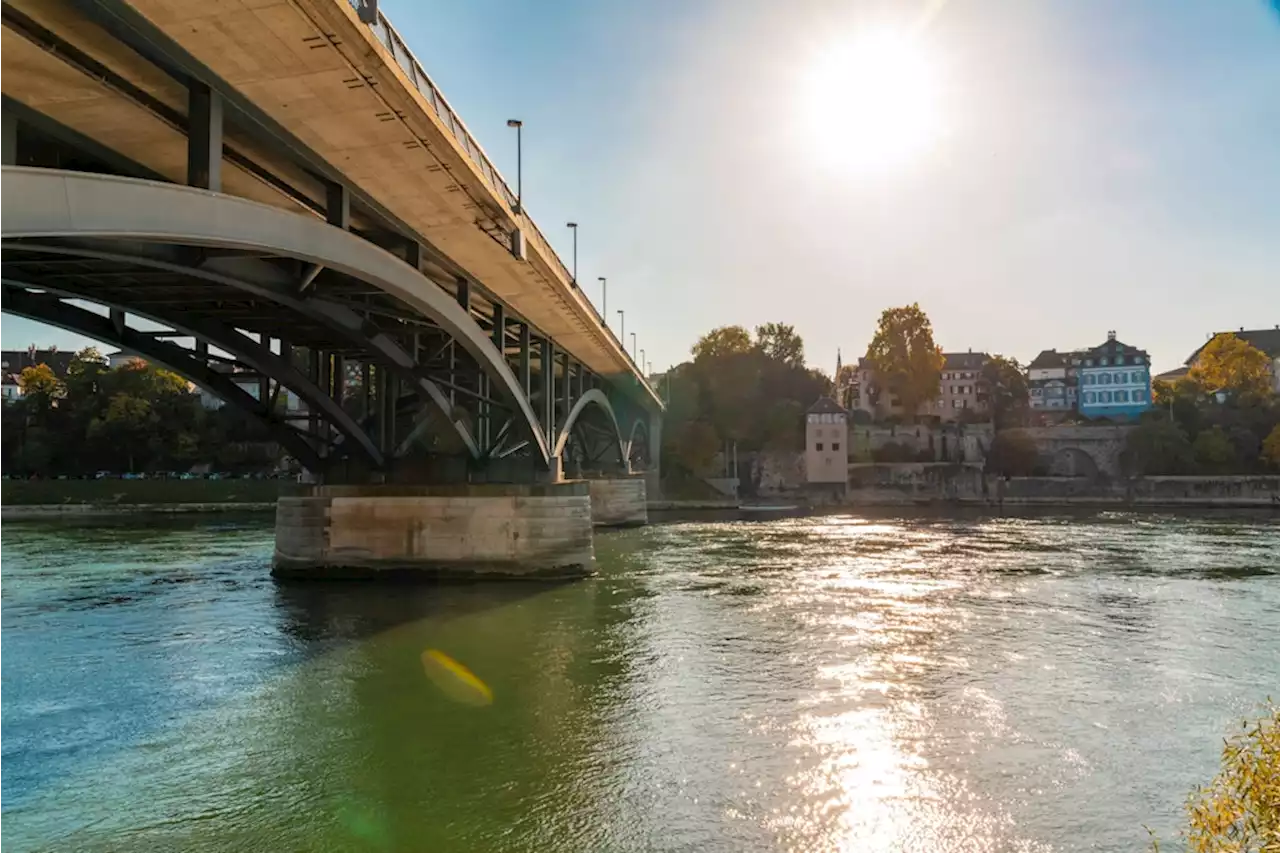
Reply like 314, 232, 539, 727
1101, 391, 1112, 403
952, 399, 962, 408
1101, 373, 1112, 385
832, 443, 841, 451
1133, 389, 1146, 402
815, 443, 824, 451
1085, 359, 1094, 367
1101, 357, 1109, 366
1131, 371, 1143, 383
1085, 374, 1096, 385
1116, 389, 1128, 402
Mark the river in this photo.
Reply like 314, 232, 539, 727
2, 509, 1277, 852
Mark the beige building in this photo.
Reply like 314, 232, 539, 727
851, 351, 991, 422
1183, 327, 1280, 393
805, 397, 849, 486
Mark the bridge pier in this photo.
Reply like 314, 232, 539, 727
587, 475, 648, 528
273, 482, 593, 580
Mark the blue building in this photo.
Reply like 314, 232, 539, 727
1077, 331, 1152, 421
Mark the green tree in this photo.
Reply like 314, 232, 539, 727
666, 420, 720, 478
864, 303, 945, 422
691, 325, 754, 361
985, 429, 1039, 476
982, 355, 1029, 429
755, 323, 804, 369
1192, 425, 1237, 473
1123, 419, 1195, 475
88, 393, 156, 473
1190, 333, 1274, 400
1264, 424, 1280, 471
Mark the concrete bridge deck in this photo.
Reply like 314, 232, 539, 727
2, 0, 648, 394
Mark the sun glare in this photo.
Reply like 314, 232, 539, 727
800, 27, 942, 176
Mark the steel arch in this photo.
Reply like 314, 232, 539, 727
553, 388, 626, 464
7, 238, 481, 460
0, 167, 551, 466
1, 284, 325, 470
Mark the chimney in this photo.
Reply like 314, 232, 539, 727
1107, 330, 1116, 341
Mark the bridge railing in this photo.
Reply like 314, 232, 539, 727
346, 1, 652, 391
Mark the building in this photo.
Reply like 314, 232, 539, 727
850, 351, 990, 423
804, 396, 849, 487
1183, 326, 1280, 393
929, 351, 990, 421
106, 349, 146, 368
1027, 349, 1082, 414
2, 373, 21, 402
1, 347, 77, 378
1077, 332, 1152, 421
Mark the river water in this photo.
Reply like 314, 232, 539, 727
2, 509, 1277, 852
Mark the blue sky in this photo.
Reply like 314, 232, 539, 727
5, 0, 1278, 373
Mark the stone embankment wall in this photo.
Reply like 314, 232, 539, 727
844, 464, 1280, 507
274, 483, 594, 579
588, 478, 648, 527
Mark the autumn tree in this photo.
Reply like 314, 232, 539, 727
982, 355, 1030, 429
1189, 333, 1274, 400
864, 303, 945, 422
755, 323, 804, 369
691, 325, 754, 361
1263, 424, 1280, 470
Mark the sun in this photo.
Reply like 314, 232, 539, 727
800, 27, 942, 176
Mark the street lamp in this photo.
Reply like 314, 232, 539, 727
566, 222, 578, 285
505, 119, 522, 214
598, 277, 607, 326
640, 349, 646, 372
630, 332, 637, 361
616, 309, 625, 345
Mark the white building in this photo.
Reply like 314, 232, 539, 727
2, 375, 21, 402
805, 396, 849, 487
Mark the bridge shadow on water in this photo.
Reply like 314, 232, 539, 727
269, 577, 570, 653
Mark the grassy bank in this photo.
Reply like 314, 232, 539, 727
2, 478, 282, 506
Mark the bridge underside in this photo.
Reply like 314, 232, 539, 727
2, 168, 656, 485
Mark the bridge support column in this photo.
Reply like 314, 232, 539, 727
587, 475, 648, 528
273, 482, 593, 580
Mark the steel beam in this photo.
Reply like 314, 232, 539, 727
519, 322, 531, 398
541, 337, 554, 440
2, 284, 323, 470
326, 181, 350, 230
2, 109, 16, 166
187, 80, 223, 191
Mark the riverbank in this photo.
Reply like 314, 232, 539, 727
841, 465, 1280, 508
1, 479, 282, 518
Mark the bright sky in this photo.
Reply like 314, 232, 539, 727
5, 0, 1278, 373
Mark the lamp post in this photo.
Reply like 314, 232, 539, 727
616, 309, 625, 345
630, 332, 637, 361
566, 222, 578, 285
505, 119, 522, 214
598, 277, 607, 326
640, 349, 646, 373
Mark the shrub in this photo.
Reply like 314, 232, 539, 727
1151, 702, 1279, 852
985, 430, 1038, 476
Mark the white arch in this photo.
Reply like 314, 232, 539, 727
1, 167, 551, 466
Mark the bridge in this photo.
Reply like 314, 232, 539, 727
1, 0, 662, 578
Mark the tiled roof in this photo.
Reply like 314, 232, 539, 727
807, 396, 847, 415
1028, 349, 1066, 369
942, 351, 989, 370
1185, 328, 1280, 365
1082, 337, 1148, 363
1154, 367, 1190, 382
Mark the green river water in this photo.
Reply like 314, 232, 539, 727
2, 508, 1277, 852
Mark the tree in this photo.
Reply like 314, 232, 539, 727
835, 363, 858, 410
1123, 419, 1195, 475
981, 355, 1029, 429
985, 429, 1039, 476
691, 326, 754, 361
1178, 703, 1278, 853
18, 364, 65, 407
1189, 333, 1274, 400
1192, 425, 1237, 473
1263, 424, 1280, 470
755, 323, 804, 369
666, 420, 720, 478
864, 303, 945, 422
